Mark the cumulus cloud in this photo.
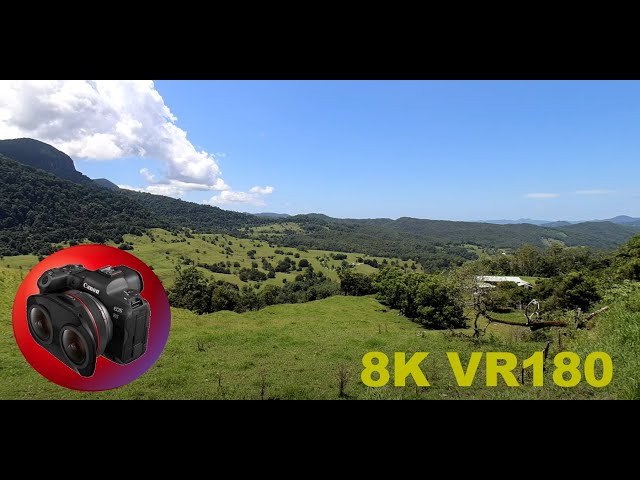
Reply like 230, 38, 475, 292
0, 80, 268, 203
120, 177, 231, 199
525, 193, 560, 199
125, 167, 230, 198
249, 185, 274, 195
575, 189, 612, 195
207, 186, 275, 207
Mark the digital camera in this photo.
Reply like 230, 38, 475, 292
26, 264, 150, 377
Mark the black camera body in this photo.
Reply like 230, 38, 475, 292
26, 264, 150, 377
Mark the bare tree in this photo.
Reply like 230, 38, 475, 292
472, 287, 608, 337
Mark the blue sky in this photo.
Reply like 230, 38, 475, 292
4, 80, 639, 221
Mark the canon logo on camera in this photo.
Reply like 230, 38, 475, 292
83, 282, 100, 295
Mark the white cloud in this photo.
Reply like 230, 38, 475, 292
575, 189, 612, 195
120, 177, 231, 199
525, 193, 560, 199
0, 80, 267, 201
140, 168, 156, 183
118, 184, 185, 199
249, 185, 274, 195
132, 167, 230, 198
206, 185, 275, 207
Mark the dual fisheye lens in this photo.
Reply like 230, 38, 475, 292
61, 328, 88, 366
28, 306, 88, 366
29, 306, 52, 343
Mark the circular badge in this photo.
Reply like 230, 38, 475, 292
12, 245, 170, 391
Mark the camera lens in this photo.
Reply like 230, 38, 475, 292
61, 328, 89, 366
63, 290, 113, 356
29, 306, 53, 342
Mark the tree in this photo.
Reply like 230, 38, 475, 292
553, 271, 600, 311
339, 270, 376, 296
614, 234, 640, 280
621, 259, 640, 281
298, 258, 310, 268
275, 257, 295, 273
261, 284, 281, 305
373, 267, 407, 309
363, 258, 379, 268
168, 266, 212, 314
414, 274, 466, 329
238, 285, 265, 311
513, 245, 541, 276
374, 267, 466, 329
210, 282, 241, 312
238, 268, 267, 282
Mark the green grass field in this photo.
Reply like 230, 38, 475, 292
105, 229, 416, 288
1, 257, 637, 399
2, 229, 403, 289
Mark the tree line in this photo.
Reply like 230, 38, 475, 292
168, 265, 340, 314
169, 262, 468, 330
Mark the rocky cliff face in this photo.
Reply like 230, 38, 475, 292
0, 138, 94, 185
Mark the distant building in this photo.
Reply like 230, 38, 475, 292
476, 275, 532, 289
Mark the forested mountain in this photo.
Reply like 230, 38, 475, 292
553, 222, 639, 247
487, 215, 640, 227
278, 214, 637, 251
602, 215, 640, 227
120, 189, 268, 232
0, 155, 269, 256
0, 155, 155, 255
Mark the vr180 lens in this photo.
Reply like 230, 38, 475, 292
61, 328, 89, 367
27, 264, 150, 377
29, 305, 53, 343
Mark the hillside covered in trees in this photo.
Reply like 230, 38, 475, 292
0, 155, 270, 256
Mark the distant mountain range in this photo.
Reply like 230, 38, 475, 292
483, 218, 552, 226
254, 212, 291, 219
483, 215, 640, 228
601, 215, 640, 225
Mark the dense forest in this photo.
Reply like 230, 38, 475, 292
0, 155, 157, 255
0, 156, 270, 256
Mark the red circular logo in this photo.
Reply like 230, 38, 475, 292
12, 245, 171, 391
